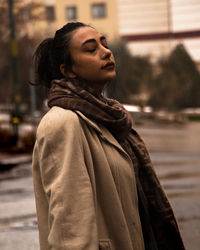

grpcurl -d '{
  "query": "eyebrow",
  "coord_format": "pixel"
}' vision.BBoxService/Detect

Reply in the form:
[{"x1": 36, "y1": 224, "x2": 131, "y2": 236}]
[{"x1": 81, "y1": 35, "x2": 106, "y2": 46}]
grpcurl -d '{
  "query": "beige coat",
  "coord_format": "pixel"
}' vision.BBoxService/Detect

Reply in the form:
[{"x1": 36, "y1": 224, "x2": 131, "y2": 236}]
[{"x1": 32, "y1": 106, "x2": 145, "y2": 250}]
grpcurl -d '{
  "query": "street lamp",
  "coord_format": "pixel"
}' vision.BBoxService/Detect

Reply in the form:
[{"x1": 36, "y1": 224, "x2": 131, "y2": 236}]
[{"x1": 8, "y1": 0, "x2": 21, "y2": 141}]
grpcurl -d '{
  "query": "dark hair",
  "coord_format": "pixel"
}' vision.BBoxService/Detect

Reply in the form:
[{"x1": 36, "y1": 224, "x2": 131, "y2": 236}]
[{"x1": 33, "y1": 22, "x2": 90, "y2": 88}]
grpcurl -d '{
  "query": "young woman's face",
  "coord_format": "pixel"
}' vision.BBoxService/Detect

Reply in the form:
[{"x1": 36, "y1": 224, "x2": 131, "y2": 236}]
[{"x1": 68, "y1": 26, "x2": 116, "y2": 92}]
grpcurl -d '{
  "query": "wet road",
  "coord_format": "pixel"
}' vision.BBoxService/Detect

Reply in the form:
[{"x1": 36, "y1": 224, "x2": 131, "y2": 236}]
[
  {"x1": 136, "y1": 121, "x2": 200, "y2": 250},
  {"x1": 0, "y1": 122, "x2": 200, "y2": 250}
]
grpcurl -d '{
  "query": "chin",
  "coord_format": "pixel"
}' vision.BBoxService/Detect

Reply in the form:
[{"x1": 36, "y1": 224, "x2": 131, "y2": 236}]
[
  {"x1": 104, "y1": 71, "x2": 116, "y2": 80},
  {"x1": 107, "y1": 74, "x2": 116, "y2": 81}
]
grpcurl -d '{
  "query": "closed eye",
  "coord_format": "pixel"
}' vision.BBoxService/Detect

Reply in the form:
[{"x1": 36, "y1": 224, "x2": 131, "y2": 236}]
[
  {"x1": 86, "y1": 42, "x2": 109, "y2": 53},
  {"x1": 87, "y1": 48, "x2": 96, "y2": 53}
]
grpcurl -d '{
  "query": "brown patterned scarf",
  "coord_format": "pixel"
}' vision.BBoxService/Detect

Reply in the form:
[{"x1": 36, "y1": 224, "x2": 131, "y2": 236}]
[{"x1": 48, "y1": 78, "x2": 185, "y2": 250}]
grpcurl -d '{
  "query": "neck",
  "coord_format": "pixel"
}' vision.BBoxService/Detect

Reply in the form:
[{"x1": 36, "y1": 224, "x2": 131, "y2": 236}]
[
  {"x1": 89, "y1": 81, "x2": 105, "y2": 94},
  {"x1": 70, "y1": 77, "x2": 107, "y2": 96}
]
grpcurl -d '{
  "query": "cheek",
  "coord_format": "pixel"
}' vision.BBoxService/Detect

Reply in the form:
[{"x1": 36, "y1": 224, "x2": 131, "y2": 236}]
[
  {"x1": 71, "y1": 54, "x2": 81, "y2": 67},
  {"x1": 71, "y1": 56, "x2": 84, "y2": 75},
  {"x1": 73, "y1": 56, "x2": 99, "y2": 73}
]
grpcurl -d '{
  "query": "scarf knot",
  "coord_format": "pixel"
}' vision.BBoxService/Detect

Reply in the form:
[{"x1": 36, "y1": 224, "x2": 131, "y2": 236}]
[{"x1": 48, "y1": 78, "x2": 133, "y2": 141}]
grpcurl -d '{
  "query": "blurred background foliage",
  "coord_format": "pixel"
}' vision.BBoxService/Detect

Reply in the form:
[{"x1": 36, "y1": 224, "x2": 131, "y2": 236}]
[
  {"x1": 0, "y1": 0, "x2": 46, "y2": 111},
  {"x1": 107, "y1": 41, "x2": 200, "y2": 111},
  {"x1": 149, "y1": 44, "x2": 200, "y2": 110}
]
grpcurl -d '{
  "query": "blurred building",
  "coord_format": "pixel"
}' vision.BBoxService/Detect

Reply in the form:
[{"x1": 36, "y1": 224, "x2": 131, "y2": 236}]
[
  {"x1": 40, "y1": 0, "x2": 200, "y2": 62},
  {"x1": 119, "y1": 0, "x2": 200, "y2": 62},
  {"x1": 43, "y1": 0, "x2": 119, "y2": 40}
]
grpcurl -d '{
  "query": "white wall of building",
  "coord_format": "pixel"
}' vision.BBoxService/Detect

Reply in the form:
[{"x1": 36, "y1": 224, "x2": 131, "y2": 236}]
[{"x1": 118, "y1": 0, "x2": 200, "y2": 62}]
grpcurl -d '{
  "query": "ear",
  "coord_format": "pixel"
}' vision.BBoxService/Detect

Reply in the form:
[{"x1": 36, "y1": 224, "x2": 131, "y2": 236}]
[{"x1": 60, "y1": 64, "x2": 77, "y2": 79}]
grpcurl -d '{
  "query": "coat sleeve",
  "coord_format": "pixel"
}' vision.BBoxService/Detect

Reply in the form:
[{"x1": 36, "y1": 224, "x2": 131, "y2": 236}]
[{"x1": 34, "y1": 110, "x2": 98, "y2": 250}]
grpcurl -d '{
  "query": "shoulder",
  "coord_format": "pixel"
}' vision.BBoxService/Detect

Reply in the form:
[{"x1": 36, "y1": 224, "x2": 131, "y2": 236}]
[
  {"x1": 39, "y1": 106, "x2": 79, "y2": 124},
  {"x1": 36, "y1": 106, "x2": 81, "y2": 139}
]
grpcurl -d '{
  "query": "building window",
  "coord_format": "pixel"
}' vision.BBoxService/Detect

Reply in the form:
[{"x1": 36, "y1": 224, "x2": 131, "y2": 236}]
[
  {"x1": 91, "y1": 3, "x2": 106, "y2": 18},
  {"x1": 46, "y1": 6, "x2": 55, "y2": 21},
  {"x1": 45, "y1": 0, "x2": 55, "y2": 3},
  {"x1": 22, "y1": 7, "x2": 30, "y2": 22},
  {"x1": 66, "y1": 6, "x2": 77, "y2": 20}
]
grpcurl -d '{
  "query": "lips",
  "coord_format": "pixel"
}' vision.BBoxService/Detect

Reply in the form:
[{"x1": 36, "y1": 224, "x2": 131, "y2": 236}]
[{"x1": 102, "y1": 61, "x2": 115, "y2": 69}]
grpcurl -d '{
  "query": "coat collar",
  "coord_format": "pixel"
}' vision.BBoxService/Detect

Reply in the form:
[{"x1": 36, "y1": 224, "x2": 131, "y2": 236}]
[{"x1": 75, "y1": 111, "x2": 132, "y2": 162}]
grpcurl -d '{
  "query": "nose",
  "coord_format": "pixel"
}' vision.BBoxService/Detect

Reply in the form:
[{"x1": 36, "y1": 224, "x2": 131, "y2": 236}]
[{"x1": 101, "y1": 46, "x2": 112, "y2": 59}]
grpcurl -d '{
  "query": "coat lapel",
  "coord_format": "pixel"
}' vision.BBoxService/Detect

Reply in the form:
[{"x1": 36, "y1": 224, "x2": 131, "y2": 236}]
[{"x1": 75, "y1": 111, "x2": 132, "y2": 162}]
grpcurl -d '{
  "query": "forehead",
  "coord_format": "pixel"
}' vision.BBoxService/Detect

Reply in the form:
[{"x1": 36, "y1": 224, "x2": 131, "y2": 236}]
[{"x1": 70, "y1": 27, "x2": 103, "y2": 48}]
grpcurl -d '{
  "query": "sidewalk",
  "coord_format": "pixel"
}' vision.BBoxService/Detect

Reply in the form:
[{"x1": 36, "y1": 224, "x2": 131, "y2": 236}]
[{"x1": 0, "y1": 156, "x2": 39, "y2": 250}]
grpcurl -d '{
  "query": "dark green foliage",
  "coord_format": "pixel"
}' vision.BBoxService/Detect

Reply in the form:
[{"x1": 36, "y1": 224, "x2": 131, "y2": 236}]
[
  {"x1": 107, "y1": 41, "x2": 200, "y2": 111},
  {"x1": 106, "y1": 40, "x2": 153, "y2": 105},
  {"x1": 149, "y1": 44, "x2": 200, "y2": 110}
]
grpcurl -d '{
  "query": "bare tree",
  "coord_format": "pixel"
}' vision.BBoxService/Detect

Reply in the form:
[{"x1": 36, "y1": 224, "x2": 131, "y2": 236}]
[{"x1": 0, "y1": 0, "x2": 45, "y2": 109}]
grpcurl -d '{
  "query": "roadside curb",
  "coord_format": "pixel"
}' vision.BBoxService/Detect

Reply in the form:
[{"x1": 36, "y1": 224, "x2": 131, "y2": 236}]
[{"x1": 0, "y1": 154, "x2": 32, "y2": 170}]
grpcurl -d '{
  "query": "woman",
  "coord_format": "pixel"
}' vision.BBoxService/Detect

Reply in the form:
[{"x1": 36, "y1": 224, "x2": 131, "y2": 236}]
[{"x1": 32, "y1": 22, "x2": 185, "y2": 250}]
